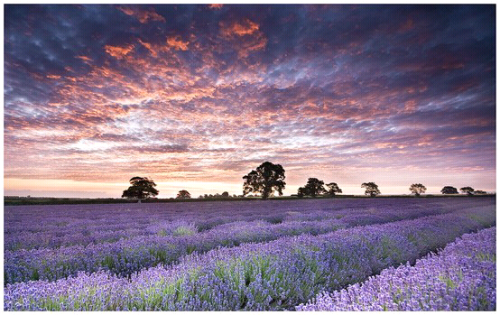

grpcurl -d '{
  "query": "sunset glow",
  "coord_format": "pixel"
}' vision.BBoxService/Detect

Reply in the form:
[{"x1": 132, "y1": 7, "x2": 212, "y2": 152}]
[{"x1": 4, "y1": 4, "x2": 495, "y2": 198}]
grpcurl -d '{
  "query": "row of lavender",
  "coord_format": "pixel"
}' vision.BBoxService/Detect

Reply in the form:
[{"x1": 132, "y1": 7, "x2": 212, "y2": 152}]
[
  {"x1": 6, "y1": 199, "x2": 491, "y2": 284},
  {"x1": 5, "y1": 207, "x2": 495, "y2": 311},
  {"x1": 6, "y1": 198, "x2": 485, "y2": 250},
  {"x1": 297, "y1": 227, "x2": 496, "y2": 311}
]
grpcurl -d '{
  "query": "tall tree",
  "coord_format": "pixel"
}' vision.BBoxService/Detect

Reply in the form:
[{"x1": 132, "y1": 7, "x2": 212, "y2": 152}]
[
  {"x1": 243, "y1": 161, "x2": 286, "y2": 200},
  {"x1": 361, "y1": 182, "x2": 380, "y2": 197},
  {"x1": 441, "y1": 186, "x2": 459, "y2": 194},
  {"x1": 122, "y1": 177, "x2": 159, "y2": 202},
  {"x1": 460, "y1": 186, "x2": 475, "y2": 195},
  {"x1": 176, "y1": 190, "x2": 191, "y2": 199},
  {"x1": 409, "y1": 183, "x2": 426, "y2": 196},
  {"x1": 300, "y1": 178, "x2": 327, "y2": 197},
  {"x1": 326, "y1": 182, "x2": 342, "y2": 196}
]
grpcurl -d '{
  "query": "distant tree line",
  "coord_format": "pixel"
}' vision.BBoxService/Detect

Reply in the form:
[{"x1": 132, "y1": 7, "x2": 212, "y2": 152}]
[
  {"x1": 121, "y1": 162, "x2": 489, "y2": 201},
  {"x1": 198, "y1": 192, "x2": 242, "y2": 199}
]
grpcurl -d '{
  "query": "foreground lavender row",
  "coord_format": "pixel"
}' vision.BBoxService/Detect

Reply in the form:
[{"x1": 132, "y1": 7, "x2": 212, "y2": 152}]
[
  {"x1": 4, "y1": 207, "x2": 495, "y2": 311},
  {"x1": 5, "y1": 199, "x2": 493, "y2": 284},
  {"x1": 297, "y1": 227, "x2": 496, "y2": 311}
]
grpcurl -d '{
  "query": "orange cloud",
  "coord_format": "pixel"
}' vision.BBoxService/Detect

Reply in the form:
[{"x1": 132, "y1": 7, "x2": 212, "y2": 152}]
[
  {"x1": 239, "y1": 36, "x2": 268, "y2": 57},
  {"x1": 220, "y1": 19, "x2": 260, "y2": 37},
  {"x1": 117, "y1": 6, "x2": 165, "y2": 24},
  {"x1": 137, "y1": 38, "x2": 157, "y2": 57},
  {"x1": 46, "y1": 74, "x2": 61, "y2": 80},
  {"x1": 218, "y1": 19, "x2": 267, "y2": 57},
  {"x1": 209, "y1": 4, "x2": 223, "y2": 9},
  {"x1": 166, "y1": 36, "x2": 189, "y2": 51},
  {"x1": 76, "y1": 55, "x2": 93, "y2": 63},
  {"x1": 104, "y1": 44, "x2": 135, "y2": 59}
]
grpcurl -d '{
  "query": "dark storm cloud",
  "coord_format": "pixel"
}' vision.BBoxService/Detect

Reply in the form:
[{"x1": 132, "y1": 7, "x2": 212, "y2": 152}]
[{"x1": 4, "y1": 4, "x2": 495, "y2": 193}]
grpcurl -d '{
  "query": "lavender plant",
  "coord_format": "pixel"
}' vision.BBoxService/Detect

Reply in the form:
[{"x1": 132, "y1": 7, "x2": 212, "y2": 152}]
[
  {"x1": 6, "y1": 199, "x2": 494, "y2": 284},
  {"x1": 296, "y1": 227, "x2": 496, "y2": 311},
  {"x1": 4, "y1": 206, "x2": 495, "y2": 311}
]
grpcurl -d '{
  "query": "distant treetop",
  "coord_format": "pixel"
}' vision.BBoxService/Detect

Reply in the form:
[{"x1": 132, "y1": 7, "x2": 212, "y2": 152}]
[
  {"x1": 460, "y1": 187, "x2": 474, "y2": 195},
  {"x1": 361, "y1": 182, "x2": 380, "y2": 197},
  {"x1": 176, "y1": 190, "x2": 191, "y2": 199},
  {"x1": 409, "y1": 183, "x2": 426, "y2": 196},
  {"x1": 298, "y1": 178, "x2": 327, "y2": 198},
  {"x1": 326, "y1": 182, "x2": 342, "y2": 196},
  {"x1": 441, "y1": 186, "x2": 459, "y2": 195}
]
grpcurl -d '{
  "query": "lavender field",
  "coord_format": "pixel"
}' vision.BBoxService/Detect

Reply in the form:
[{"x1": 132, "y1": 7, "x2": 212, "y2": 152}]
[{"x1": 4, "y1": 197, "x2": 496, "y2": 311}]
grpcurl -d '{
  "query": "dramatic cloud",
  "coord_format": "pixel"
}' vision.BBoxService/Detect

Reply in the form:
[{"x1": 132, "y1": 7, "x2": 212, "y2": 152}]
[
  {"x1": 4, "y1": 4, "x2": 496, "y2": 197},
  {"x1": 117, "y1": 5, "x2": 166, "y2": 24},
  {"x1": 166, "y1": 36, "x2": 189, "y2": 51}
]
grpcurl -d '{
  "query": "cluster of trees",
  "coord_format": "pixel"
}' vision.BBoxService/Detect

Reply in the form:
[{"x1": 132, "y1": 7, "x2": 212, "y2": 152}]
[
  {"x1": 296, "y1": 178, "x2": 342, "y2": 198},
  {"x1": 241, "y1": 163, "x2": 379, "y2": 198},
  {"x1": 122, "y1": 162, "x2": 488, "y2": 201},
  {"x1": 440, "y1": 186, "x2": 486, "y2": 195},
  {"x1": 198, "y1": 192, "x2": 241, "y2": 199}
]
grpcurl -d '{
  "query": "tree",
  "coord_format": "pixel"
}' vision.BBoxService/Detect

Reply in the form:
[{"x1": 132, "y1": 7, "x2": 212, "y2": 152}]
[
  {"x1": 441, "y1": 186, "x2": 458, "y2": 194},
  {"x1": 475, "y1": 190, "x2": 487, "y2": 195},
  {"x1": 460, "y1": 186, "x2": 474, "y2": 195},
  {"x1": 221, "y1": 191, "x2": 229, "y2": 198},
  {"x1": 176, "y1": 190, "x2": 191, "y2": 199},
  {"x1": 326, "y1": 182, "x2": 342, "y2": 196},
  {"x1": 297, "y1": 187, "x2": 306, "y2": 198},
  {"x1": 300, "y1": 178, "x2": 327, "y2": 198},
  {"x1": 122, "y1": 177, "x2": 159, "y2": 202},
  {"x1": 242, "y1": 161, "x2": 286, "y2": 199},
  {"x1": 409, "y1": 183, "x2": 426, "y2": 196},
  {"x1": 361, "y1": 182, "x2": 380, "y2": 197}
]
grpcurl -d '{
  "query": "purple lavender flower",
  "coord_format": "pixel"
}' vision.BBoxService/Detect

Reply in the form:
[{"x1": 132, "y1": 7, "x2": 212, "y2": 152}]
[{"x1": 297, "y1": 227, "x2": 496, "y2": 311}]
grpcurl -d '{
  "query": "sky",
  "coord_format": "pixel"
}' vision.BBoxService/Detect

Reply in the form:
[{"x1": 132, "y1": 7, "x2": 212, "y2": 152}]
[{"x1": 4, "y1": 4, "x2": 496, "y2": 198}]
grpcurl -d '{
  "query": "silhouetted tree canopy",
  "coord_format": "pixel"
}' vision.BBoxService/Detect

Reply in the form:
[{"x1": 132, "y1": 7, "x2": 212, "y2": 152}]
[
  {"x1": 176, "y1": 190, "x2": 191, "y2": 199},
  {"x1": 243, "y1": 161, "x2": 286, "y2": 200},
  {"x1": 122, "y1": 177, "x2": 158, "y2": 201},
  {"x1": 297, "y1": 187, "x2": 306, "y2": 198},
  {"x1": 362, "y1": 182, "x2": 380, "y2": 197},
  {"x1": 460, "y1": 186, "x2": 475, "y2": 195},
  {"x1": 221, "y1": 191, "x2": 229, "y2": 198},
  {"x1": 475, "y1": 190, "x2": 487, "y2": 195},
  {"x1": 299, "y1": 178, "x2": 327, "y2": 198},
  {"x1": 409, "y1": 183, "x2": 426, "y2": 196},
  {"x1": 441, "y1": 186, "x2": 459, "y2": 194},
  {"x1": 326, "y1": 182, "x2": 342, "y2": 196}
]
